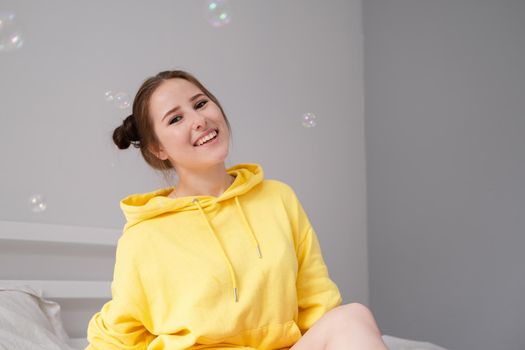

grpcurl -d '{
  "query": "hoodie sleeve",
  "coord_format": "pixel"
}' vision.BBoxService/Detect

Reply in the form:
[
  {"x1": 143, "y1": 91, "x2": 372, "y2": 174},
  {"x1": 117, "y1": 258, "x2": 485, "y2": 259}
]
[
  {"x1": 86, "y1": 235, "x2": 155, "y2": 350},
  {"x1": 283, "y1": 184, "x2": 343, "y2": 334}
]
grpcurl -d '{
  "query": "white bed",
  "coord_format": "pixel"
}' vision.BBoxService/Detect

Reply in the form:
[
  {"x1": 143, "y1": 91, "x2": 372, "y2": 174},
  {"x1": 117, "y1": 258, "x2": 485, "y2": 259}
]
[{"x1": 0, "y1": 220, "x2": 447, "y2": 350}]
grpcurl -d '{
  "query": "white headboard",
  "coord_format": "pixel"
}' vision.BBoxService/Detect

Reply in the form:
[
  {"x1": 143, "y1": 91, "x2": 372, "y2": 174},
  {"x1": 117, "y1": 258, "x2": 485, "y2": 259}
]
[{"x1": 0, "y1": 220, "x2": 121, "y2": 348}]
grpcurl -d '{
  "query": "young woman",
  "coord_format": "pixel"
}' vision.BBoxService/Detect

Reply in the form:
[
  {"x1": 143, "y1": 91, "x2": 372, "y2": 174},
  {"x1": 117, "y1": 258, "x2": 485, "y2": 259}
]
[{"x1": 86, "y1": 70, "x2": 387, "y2": 350}]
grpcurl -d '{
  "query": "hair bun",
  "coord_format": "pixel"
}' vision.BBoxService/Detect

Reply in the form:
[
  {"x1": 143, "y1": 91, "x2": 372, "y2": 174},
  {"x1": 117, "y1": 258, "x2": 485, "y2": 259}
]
[{"x1": 113, "y1": 114, "x2": 141, "y2": 149}]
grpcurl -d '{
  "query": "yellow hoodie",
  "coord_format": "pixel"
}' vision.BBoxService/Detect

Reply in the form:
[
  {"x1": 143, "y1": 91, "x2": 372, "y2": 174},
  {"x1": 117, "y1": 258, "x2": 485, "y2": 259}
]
[{"x1": 86, "y1": 163, "x2": 341, "y2": 350}]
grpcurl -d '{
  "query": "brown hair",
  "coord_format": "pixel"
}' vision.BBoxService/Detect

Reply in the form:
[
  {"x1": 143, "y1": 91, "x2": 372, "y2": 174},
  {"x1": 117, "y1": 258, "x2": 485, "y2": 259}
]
[{"x1": 112, "y1": 70, "x2": 231, "y2": 172}]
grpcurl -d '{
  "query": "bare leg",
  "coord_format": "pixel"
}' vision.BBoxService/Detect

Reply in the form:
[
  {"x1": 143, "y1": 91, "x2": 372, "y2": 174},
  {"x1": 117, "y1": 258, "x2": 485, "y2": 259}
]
[{"x1": 290, "y1": 303, "x2": 388, "y2": 350}]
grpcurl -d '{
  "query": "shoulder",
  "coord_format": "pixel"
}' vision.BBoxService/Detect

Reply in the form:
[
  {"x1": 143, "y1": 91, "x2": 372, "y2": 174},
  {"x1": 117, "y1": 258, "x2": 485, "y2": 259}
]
[
  {"x1": 115, "y1": 226, "x2": 151, "y2": 262},
  {"x1": 260, "y1": 178, "x2": 292, "y2": 192},
  {"x1": 258, "y1": 179, "x2": 301, "y2": 203}
]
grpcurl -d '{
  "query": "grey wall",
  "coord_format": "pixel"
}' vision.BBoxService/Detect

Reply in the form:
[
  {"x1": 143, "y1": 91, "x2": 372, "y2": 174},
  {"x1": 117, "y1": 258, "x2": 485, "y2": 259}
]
[
  {"x1": 0, "y1": 1, "x2": 367, "y2": 304},
  {"x1": 364, "y1": 1, "x2": 525, "y2": 349}
]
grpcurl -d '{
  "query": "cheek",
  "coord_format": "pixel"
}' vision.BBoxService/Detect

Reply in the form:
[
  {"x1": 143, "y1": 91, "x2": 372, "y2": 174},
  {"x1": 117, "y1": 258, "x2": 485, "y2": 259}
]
[
  {"x1": 210, "y1": 104, "x2": 224, "y2": 118},
  {"x1": 156, "y1": 127, "x2": 186, "y2": 148}
]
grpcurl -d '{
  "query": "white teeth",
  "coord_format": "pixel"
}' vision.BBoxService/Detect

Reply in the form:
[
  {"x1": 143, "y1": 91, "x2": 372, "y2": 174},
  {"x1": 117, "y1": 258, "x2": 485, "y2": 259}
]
[{"x1": 195, "y1": 130, "x2": 218, "y2": 146}]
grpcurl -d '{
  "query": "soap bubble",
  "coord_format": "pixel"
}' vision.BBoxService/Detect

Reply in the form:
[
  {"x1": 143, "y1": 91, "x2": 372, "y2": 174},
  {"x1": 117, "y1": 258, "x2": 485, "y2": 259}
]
[
  {"x1": 113, "y1": 92, "x2": 131, "y2": 109},
  {"x1": 104, "y1": 90, "x2": 114, "y2": 102},
  {"x1": 28, "y1": 194, "x2": 47, "y2": 213},
  {"x1": 205, "y1": 0, "x2": 232, "y2": 27},
  {"x1": 301, "y1": 112, "x2": 317, "y2": 128},
  {"x1": 0, "y1": 12, "x2": 24, "y2": 52}
]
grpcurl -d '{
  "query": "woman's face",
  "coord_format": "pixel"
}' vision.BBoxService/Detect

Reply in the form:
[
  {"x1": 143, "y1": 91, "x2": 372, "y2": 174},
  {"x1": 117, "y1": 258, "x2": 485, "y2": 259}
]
[{"x1": 148, "y1": 78, "x2": 230, "y2": 171}]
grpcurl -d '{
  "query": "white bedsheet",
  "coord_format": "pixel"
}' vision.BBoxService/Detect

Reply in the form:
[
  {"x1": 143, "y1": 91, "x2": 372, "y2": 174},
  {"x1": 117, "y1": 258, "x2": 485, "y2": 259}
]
[{"x1": 382, "y1": 334, "x2": 448, "y2": 350}]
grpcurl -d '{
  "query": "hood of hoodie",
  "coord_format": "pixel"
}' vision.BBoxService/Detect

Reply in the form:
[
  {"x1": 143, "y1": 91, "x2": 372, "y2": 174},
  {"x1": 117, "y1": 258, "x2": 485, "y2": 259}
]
[{"x1": 120, "y1": 163, "x2": 263, "y2": 230}]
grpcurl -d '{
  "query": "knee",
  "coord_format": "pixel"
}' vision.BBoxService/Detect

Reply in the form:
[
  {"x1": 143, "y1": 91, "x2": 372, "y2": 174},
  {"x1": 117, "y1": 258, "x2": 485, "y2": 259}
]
[{"x1": 327, "y1": 303, "x2": 380, "y2": 332}]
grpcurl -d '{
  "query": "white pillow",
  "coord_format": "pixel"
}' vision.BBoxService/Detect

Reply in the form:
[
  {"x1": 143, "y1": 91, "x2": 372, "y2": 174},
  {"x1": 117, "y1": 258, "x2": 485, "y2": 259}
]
[{"x1": 0, "y1": 285, "x2": 75, "y2": 350}]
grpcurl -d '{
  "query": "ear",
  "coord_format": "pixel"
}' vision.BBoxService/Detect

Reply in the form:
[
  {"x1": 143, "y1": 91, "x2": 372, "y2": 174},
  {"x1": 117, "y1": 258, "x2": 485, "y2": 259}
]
[{"x1": 148, "y1": 143, "x2": 169, "y2": 161}]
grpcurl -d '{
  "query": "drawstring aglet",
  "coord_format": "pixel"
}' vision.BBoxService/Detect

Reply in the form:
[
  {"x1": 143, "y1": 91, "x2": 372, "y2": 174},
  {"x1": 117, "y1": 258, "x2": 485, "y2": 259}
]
[
  {"x1": 256, "y1": 245, "x2": 262, "y2": 259},
  {"x1": 233, "y1": 287, "x2": 238, "y2": 303}
]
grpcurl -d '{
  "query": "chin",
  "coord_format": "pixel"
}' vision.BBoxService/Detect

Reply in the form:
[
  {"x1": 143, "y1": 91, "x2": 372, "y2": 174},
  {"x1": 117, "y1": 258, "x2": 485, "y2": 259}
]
[{"x1": 202, "y1": 147, "x2": 229, "y2": 164}]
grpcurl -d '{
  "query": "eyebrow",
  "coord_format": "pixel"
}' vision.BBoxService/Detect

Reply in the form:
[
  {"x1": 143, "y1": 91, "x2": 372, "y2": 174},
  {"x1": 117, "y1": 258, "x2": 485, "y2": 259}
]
[{"x1": 161, "y1": 93, "x2": 206, "y2": 122}]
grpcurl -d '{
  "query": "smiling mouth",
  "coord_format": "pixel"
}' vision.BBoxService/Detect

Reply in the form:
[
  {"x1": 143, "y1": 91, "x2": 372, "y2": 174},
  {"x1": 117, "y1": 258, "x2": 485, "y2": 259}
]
[{"x1": 194, "y1": 129, "x2": 219, "y2": 147}]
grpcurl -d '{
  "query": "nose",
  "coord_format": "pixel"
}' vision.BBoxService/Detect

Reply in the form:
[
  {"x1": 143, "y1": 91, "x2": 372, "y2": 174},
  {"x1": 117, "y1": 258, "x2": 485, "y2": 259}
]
[{"x1": 191, "y1": 112, "x2": 207, "y2": 130}]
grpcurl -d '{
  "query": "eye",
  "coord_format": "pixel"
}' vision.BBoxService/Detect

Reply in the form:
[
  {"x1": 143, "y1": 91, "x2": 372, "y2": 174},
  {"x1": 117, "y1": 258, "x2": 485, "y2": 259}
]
[
  {"x1": 168, "y1": 115, "x2": 182, "y2": 125},
  {"x1": 195, "y1": 100, "x2": 208, "y2": 109}
]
